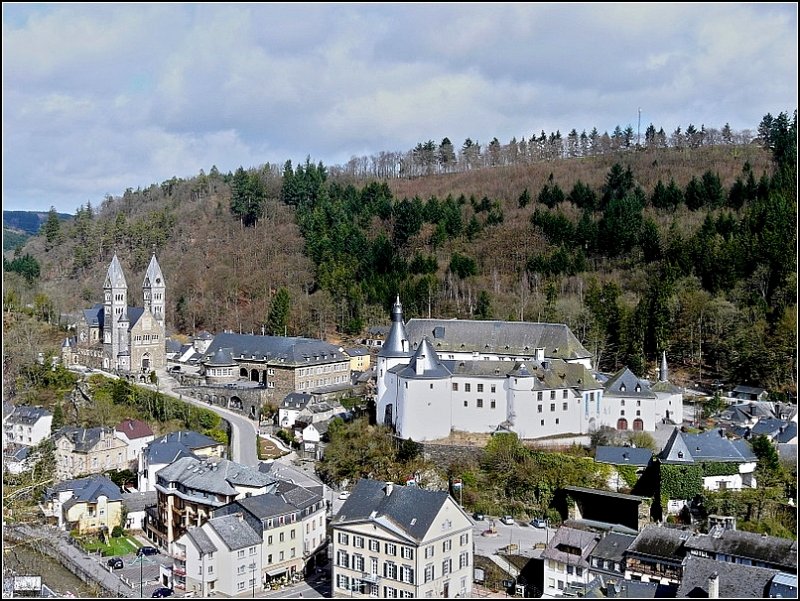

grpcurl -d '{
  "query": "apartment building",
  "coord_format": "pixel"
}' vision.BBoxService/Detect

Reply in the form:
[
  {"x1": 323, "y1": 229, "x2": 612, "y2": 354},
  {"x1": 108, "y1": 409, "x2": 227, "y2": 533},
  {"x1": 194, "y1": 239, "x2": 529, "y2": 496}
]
[
  {"x1": 332, "y1": 479, "x2": 473, "y2": 598},
  {"x1": 53, "y1": 426, "x2": 129, "y2": 479}
]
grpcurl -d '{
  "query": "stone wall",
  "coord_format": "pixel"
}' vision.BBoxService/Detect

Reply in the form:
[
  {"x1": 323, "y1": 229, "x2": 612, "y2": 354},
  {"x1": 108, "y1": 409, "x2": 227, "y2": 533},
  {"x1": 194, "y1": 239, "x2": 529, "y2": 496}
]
[{"x1": 418, "y1": 442, "x2": 485, "y2": 468}]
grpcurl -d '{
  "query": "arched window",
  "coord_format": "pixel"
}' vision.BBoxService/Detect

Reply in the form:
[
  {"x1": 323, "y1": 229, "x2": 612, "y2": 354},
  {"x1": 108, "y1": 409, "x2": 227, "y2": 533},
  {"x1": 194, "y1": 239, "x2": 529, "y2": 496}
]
[
  {"x1": 617, "y1": 418, "x2": 628, "y2": 430},
  {"x1": 633, "y1": 419, "x2": 644, "y2": 431}
]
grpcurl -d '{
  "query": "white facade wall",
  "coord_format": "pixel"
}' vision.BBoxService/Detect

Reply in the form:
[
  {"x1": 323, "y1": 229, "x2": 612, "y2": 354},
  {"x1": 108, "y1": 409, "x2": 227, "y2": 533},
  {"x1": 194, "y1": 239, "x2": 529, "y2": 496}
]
[
  {"x1": 702, "y1": 474, "x2": 744, "y2": 492},
  {"x1": 544, "y1": 559, "x2": 592, "y2": 597},
  {"x1": 4, "y1": 414, "x2": 53, "y2": 447},
  {"x1": 376, "y1": 356, "x2": 407, "y2": 428},
  {"x1": 302, "y1": 507, "x2": 327, "y2": 559},
  {"x1": 115, "y1": 432, "x2": 153, "y2": 463},
  {"x1": 396, "y1": 378, "x2": 451, "y2": 441},
  {"x1": 449, "y1": 377, "x2": 508, "y2": 433},
  {"x1": 597, "y1": 396, "x2": 657, "y2": 432},
  {"x1": 654, "y1": 393, "x2": 683, "y2": 424},
  {"x1": 279, "y1": 407, "x2": 300, "y2": 428}
]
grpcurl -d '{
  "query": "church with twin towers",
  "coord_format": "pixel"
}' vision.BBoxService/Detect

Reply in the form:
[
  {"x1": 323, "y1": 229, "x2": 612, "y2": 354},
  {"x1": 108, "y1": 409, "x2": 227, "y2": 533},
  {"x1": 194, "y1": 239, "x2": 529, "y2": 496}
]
[{"x1": 63, "y1": 252, "x2": 167, "y2": 376}]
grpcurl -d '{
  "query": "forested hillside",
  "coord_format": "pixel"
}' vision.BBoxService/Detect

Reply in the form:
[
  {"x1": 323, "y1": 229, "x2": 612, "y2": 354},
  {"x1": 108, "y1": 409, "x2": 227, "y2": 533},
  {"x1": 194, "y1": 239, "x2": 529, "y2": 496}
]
[{"x1": 4, "y1": 112, "x2": 796, "y2": 394}]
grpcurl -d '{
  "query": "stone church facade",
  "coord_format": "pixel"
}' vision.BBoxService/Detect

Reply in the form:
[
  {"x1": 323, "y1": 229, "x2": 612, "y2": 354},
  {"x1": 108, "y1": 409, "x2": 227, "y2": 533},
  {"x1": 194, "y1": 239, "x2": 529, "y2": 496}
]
[{"x1": 63, "y1": 253, "x2": 167, "y2": 376}]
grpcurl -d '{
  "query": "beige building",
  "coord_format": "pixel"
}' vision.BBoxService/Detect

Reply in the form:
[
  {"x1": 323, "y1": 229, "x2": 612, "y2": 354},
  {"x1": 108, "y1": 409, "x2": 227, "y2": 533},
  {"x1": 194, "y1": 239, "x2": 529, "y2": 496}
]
[
  {"x1": 344, "y1": 347, "x2": 371, "y2": 372},
  {"x1": 53, "y1": 426, "x2": 129, "y2": 480},
  {"x1": 332, "y1": 479, "x2": 474, "y2": 598},
  {"x1": 41, "y1": 475, "x2": 124, "y2": 534}
]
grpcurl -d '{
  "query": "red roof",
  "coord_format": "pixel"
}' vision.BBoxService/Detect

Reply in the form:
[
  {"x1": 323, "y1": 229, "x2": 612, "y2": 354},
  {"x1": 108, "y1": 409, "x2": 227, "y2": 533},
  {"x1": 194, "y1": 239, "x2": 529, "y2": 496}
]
[{"x1": 116, "y1": 418, "x2": 154, "y2": 440}]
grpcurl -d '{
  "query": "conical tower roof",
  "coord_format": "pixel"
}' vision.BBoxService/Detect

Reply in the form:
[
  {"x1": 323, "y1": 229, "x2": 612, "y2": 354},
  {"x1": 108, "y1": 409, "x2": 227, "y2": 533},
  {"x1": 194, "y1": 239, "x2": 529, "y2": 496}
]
[
  {"x1": 660, "y1": 351, "x2": 668, "y2": 382},
  {"x1": 378, "y1": 295, "x2": 412, "y2": 358},
  {"x1": 143, "y1": 253, "x2": 164, "y2": 287},
  {"x1": 104, "y1": 253, "x2": 127, "y2": 289}
]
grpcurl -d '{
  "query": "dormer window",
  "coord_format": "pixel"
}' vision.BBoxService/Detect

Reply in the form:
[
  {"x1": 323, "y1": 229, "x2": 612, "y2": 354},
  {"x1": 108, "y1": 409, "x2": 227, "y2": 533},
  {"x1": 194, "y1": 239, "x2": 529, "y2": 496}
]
[
  {"x1": 677, "y1": 451, "x2": 684, "y2": 459},
  {"x1": 620, "y1": 384, "x2": 626, "y2": 392},
  {"x1": 635, "y1": 384, "x2": 641, "y2": 392}
]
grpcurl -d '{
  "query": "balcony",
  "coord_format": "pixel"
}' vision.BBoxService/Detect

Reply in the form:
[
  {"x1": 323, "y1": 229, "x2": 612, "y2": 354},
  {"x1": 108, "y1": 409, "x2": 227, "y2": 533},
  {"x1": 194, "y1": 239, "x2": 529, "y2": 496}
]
[
  {"x1": 362, "y1": 573, "x2": 379, "y2": 584},
  {"x1": 173, "y1": 566, "x2": 186, "y2": 576}
]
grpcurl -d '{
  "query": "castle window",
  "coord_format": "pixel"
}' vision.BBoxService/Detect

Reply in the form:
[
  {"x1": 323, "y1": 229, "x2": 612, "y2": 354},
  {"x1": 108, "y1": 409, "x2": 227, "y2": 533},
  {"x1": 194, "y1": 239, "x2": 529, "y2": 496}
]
[
  {"x1": 452, "y1": 383, "x2": 458, "y2": 391},
  {"x1": 465, "y1": 384, "x2": 471, "y2": 392},
  {"x1": 477, "y1": 399, "x2": 483, "y2": 408}
]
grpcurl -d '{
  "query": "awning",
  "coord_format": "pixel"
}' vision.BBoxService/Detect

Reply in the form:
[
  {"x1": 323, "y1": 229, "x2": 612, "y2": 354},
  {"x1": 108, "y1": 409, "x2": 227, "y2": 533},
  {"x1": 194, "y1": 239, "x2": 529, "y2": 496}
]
[{"x1": 266, "y1": 567, "x2": 287, "y2": 578}]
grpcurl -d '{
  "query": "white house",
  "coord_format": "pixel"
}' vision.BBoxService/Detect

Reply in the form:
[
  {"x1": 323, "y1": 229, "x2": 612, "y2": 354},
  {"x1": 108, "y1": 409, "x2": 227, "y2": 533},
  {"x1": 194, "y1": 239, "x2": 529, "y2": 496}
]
[
  {"x1": 3, "y1": 405, "x2": 53, "y2": 448},
  {"x1": 332, "y1": 478, "x2": 474, "y2": 599},
  {"x1": 278, "y1": 393, "x2": 315, "y2": 429},
  {"x1": 542, "y1": 526, "x2": 601, "y2": 596}
]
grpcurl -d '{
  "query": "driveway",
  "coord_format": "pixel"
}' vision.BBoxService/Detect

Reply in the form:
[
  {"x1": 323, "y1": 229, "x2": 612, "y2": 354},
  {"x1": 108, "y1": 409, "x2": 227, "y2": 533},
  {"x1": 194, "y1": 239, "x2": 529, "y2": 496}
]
[{"x1": 471, "y1": 516, "x2": 551, "y2": 559}]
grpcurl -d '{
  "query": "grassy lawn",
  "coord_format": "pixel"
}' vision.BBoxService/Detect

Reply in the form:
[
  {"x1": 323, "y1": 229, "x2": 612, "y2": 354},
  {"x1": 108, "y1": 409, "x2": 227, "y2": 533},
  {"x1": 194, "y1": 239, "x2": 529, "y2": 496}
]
[{"x1": 79, "y1": 535, "x2": 140, "y2": 557}]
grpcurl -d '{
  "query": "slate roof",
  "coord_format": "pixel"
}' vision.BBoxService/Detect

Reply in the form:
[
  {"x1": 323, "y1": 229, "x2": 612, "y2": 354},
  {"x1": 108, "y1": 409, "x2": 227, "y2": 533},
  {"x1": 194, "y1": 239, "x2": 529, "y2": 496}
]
[
  {"x1": 258, "y1": 461, "x2": 325, "y2": 493},
  {"x1": 603, "y1": 368, "x2": 657, "y2": 399},
  {"x1": 5, "y1": 405, "x2": 51, "y2": 425},
  {"x1": 768, "y1": 572, "x2": 798, "y2": 598},
  {"x1": 145, "y1": 441, "x2": 196, "y2": 465},
  {"x1": 151, "y1": 430, "x2": 220, "y2": 450},
  {"x1": 676, "y1": 555, "x2": 777, "y2": 598},
  {"x1": 378, "y1": 297, "x2": 413, "y2": 359},
  {"x1": 403, "y1": 317, "x2": 592, "y2": 362},
  {"x1": 541, "y1": 526, "x2": 600, "y2": 568},
  {"x1": 588, "y1": 532, "x2": 636, "y2": 563},
  {"x1": 685, "y1": 529, "x2": 797, "y2": 571},
  {"x1": 46, "y1": 475, "x2": 122, "y2": 503},
  {"x1": 54, "y1": 426, "x2": 115, "y2": 453},
  {"x1": 81, "y1": 304, "x2": 104, "y2": 328},
  {"x1": 105, "y1": 254, "x2": 127, "y2": 288},
  {"x1": 280, "y1": 392, "x2": 315, "y2": 410},
  {"x1": 659, "y1": 428, "x2": 755, "y2": 464},
  {"x1": 776, "y1": 421, "x2": 797, "y2": 443},
  {"x1": 344, "y1": 348, "x2": 369, "y2": 357},
  {"x1": 223, "y1": 491, "x2": 296, "y2": 521},
  {"x1": 626, "y1": 526, "x2": 690, "y2": 562},
  {"x1": 121, "y1": 491, "x2": 157, "y2": 513},
  {"x1": 207, "y1": 514, "x2": 262, "y2": 551},
  {"x1": 595, "y1": 446, "x2": 653, "y2": 467},
  {"x1": 335, "y1": 478, "x2": 452, "y2": 542},
  {"x1": 143, "y1": 253, "x2": 164, "y2": 288},
  {"x1": 186, "y1": 527, "x2": 218, "y2": 555},
  {"x1": 5, "y1": 444, "x2": 30, "y2": 462},
  {"x1": 157, "y1": 456, "x2": 276, "y2": 496},
  {"x1": 275, "y1": 480, "x2": 322, "y2": 511},
  {"x1": 732, "y1": 384, "x2": 767, "y2": 396},
  {"x1": 394, "y1": 338, "x2": 451, "y2": 380},
  {"x1": 116, "y1": 419, "x2": 154, "y2": 440},
  {"x1": 206, "y1": 347, "x2": 236, "y2": 367},
  {"x1": 203, "y1": 332, "x2": 346, "y2": 367}
]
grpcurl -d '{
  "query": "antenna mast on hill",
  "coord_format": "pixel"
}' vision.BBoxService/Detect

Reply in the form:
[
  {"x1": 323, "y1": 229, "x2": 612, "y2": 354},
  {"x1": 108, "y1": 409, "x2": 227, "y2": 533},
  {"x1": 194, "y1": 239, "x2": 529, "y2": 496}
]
[{"x1": 638, "y1": 107, "x2": 642, "y2": 147}]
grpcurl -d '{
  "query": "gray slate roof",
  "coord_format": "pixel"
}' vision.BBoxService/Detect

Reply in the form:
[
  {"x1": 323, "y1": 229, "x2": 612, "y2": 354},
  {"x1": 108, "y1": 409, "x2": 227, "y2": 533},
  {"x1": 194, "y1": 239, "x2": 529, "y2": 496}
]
[
  {"x1": 588, "y1": 532, "x2": 636, "y2": 563},
  {"x1": 82, "y1": 304, "x2": 104, "y2": 327},
  {"x1": 378, "y1": 297, "x2": 413, "y2": 359},
  {"x1": 207, "y1": 514, "x2": 262, "y2": 551},
  {"x1": 685, "y1": 529, "x2": 797, "y2": 571},
  {"x1": 732, "y1": 384, "x2": 767, "y2": 396},
  {"x1": 344, "y1": 348, "x2": 368, "y2": 357},
  {"x1": 203, "y1": 332, "x2": 345, "y2": 367},
  {"x1": 541, "y1": 526, "x2": 600, "y2": 568},
  {"x1": 659, "y1": 428, "x2": 756, "y2": 464},
  {"x1": 151, "y1": 430, "x2": 219, "y2": 450},
  {"x1": 121, "y1": 491, "x2": 157, "y2": 513},
  {"x1": 676, "y1": 555, "x2": 777, "y2": 598},
  {"x1": 394, "y1": 338, "x2": 451, "y2": 380},
  {"x1": 145, "y1": 441, "x2": 197, "y2": 465},
  {"x1": 157, "y1": 456, "x2": 276, "y2": 496},
  {"x1": 626, "y1": 526, "x2": 690, "y2": 562},
  {"x1": 223, "y1": 491, "x2": 296, "y2": 521},
  {"x1": 258, "y1": 460, "x2": 325, "y2": 493},
  {"x1": 46, "y1": 475, "x2": 122, "y2": 503},
  {"x1": 104, "y1": 254, "x2": 127, "y2": 289},
  {"x1": 595, "y1": 446, "x2": 653, "y2": 467},
  {"x1": 404, "y1": 317, "x2": 592, "y2": 361},
  {"x1": 335, "y1": 478, "x2": 452, "y2": 542},
  {"x1": 5, "y1": 405, "x2": 51, "y2": 425},
  {"x1": 280, "y1": 393, "x2": 315, "y2": 410},
  {"x1": 603, "y1": 368, "x2": 657, "y2": 399},
  {"x1": 54, "y1": 426, "x2": 114, "y2": 453},
  {"x1": 186, "y1": 527, "x2": 218, "y2": 555}
]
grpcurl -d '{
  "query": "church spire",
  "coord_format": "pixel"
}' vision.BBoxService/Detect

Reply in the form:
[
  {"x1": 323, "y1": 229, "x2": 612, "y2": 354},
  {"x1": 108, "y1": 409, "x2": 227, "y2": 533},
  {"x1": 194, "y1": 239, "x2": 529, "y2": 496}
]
[{"x1": 659, "y1": 351, "x2": 668, "y2": 382}]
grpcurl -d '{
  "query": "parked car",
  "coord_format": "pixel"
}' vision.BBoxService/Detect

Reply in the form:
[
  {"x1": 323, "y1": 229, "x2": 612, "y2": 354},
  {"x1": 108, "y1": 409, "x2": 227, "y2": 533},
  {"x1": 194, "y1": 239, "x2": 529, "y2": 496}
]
[
  {"x1": 137, "y1": 546, "x2": 159, "y2": 557},
  {"x1": 472, "y1": 512, "x2": 486, "y2": 521},
  {"x1": 501, "y1": 515, "x2": 515, "y2": 525},
  {"x1": 530, "y1": 518, "x2": 547, "y2": 529},
  {"x1": 338, "y1": 491, "x2": 350, "y2": 500},
  {"x1": 168, "y1": 365, "x2": 181, "y2": 373},
  {"x1": 152, "y1": 587, "x2": 174, "y2": 598},
  {"x1": 106, "y1": 557, "x2": 124, "y2": 570}
]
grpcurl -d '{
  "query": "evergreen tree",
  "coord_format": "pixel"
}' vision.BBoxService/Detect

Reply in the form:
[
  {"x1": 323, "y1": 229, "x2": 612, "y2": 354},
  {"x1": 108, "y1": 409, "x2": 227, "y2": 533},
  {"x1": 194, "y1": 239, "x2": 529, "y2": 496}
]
[
  {"x1": 41, "y1": 206, "x2": 61, "y2": 250},
  {"x1": 518, "y1": 188, "x2": 531, "y2": 209},
  {"x1": 267, "y1": 287, "x2": 291, "y2": 336},
  {"x1": 475, "y1": 290, "x2": 492, "y2": 319}
]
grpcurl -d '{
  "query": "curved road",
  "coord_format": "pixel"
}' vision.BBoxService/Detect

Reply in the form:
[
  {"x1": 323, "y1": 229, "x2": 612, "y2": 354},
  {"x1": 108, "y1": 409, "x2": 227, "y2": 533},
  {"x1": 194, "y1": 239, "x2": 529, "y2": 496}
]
[{"x1": 152, "y1": 367, "x2": 259, "y2": 466}]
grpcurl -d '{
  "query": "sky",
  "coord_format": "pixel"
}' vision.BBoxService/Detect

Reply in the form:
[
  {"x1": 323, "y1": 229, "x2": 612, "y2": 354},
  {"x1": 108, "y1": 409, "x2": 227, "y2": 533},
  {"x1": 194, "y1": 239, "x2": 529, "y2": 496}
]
[{"x1": 2, "y1": 3, "x2": 797, "y2": 215}]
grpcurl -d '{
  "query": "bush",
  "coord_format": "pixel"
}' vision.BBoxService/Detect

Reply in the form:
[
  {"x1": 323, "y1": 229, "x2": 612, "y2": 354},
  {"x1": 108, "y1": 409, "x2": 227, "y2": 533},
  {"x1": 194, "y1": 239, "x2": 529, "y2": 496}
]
[{"x1": 111, "y1": 525, "x2": 124, "y2": 538}]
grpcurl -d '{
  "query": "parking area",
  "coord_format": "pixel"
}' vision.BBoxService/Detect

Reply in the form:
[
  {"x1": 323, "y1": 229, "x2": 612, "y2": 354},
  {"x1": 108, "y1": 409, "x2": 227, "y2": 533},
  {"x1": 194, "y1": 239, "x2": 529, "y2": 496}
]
[
  {"x1": 103, "y1": 551, "x2": 176, "y2": 598},
  {"x1": 470, "y1": 515, "x2": 552, "y2": 558}
]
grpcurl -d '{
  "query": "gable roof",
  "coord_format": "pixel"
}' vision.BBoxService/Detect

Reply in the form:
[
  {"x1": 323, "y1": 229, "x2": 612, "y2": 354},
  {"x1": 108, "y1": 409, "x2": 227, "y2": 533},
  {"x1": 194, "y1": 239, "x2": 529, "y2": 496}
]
[
  {"x1": 145, "y1": 441, "x2": 197, "y2": 465},
  {"x1": 659, "y1": 428, "x2": 755, "y2": 464},
  {"x1": 121, "y1": 490, "x2": 157, "y2": 513},
  {"x1": 203, "y1": 332, "x2": 346, "y2": 367},
  {"x1": 603, "y1": 368, "x2": 656, "y2": 398},
  {"x1": 626, "y1": 525, "x2": 690, "y2": 562},
  {"x1": 5, "y1": 405, "x2": 51, "y2": 425},
  {"x1": 335, "y1": 478, "x2": 453, "y2": 542},
  {"x1": 541, "y1": 526, "x2": 600, "y2": 568},
  {"x1": 46, "y1": 475, "x2": 122, "y2": 503},
  {"x1": 81, "y1": 304, "x2": 104, "y2": 327},
  {"x1": 116, "y1": 418, "x2": 154, "y2": 440},
  {"x1": 207, "y1": 514, "x2": 262, "y2": 551},
  {"x1": 185, "y1": 527, "x2": 218, "y2": 555},
  {"x1": 685, "y1": 529, "x2": 797, "y2": 571},
  {"x1": 676, "y1": 555, "x2": 777, "y2": 598},
  {"x1": 404, "y1": 317, "x2": 592, "y2": 362},
  {"x1": 54, "y1": 426, "x2": 116, "y2": 453},
  {"x1": 344, "y1": 347, "x2": 369, "y2": 357},
  {"x1": 595, "y1": 446, "x2": 653, "y2": 467},
  {"x1": 151, "y1": 430, "x2": 219, "y2": 450},
  {"x1": 279, "y1": 392, "x2": 315, "y2": 410},
  {"x1": 732, "y1": 384, "x2": 767, "y2": 396},
  {"x1": 588, "y1": 532, "x2": 636, "y2": 563},
  {"x1": 157, "y1": 456, "x2": 276, "y2": 496}
]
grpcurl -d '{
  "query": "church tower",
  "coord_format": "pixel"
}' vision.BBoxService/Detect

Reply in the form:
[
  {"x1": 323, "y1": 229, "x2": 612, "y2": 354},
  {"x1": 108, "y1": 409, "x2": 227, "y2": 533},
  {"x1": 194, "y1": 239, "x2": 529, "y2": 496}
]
[
  {"x1": 103, "y1": 254, "x2": 128, "y2": 371},
  {"x1": 143, "y1": 252, "x2": 166, "y2": 331}
]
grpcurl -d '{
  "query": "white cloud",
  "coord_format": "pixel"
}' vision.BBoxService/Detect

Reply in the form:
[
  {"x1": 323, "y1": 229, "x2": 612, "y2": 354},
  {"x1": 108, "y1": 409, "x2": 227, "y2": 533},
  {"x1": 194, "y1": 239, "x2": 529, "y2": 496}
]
[{"x1": 2, "y1": 3, "x2": 796, "y2": 213}]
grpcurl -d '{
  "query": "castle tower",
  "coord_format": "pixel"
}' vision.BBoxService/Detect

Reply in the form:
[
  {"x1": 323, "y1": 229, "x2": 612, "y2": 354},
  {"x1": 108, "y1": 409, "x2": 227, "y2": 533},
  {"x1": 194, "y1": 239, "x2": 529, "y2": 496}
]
[
  {"x1": 103, "y1": 254, "x2": 127, "y2": 371},
  {"x1": 376, "y1": 296, "x2": 413, "y2": 427},
  {"x1": 143, "y1": 252, "x2": 166, "y2": 331}
]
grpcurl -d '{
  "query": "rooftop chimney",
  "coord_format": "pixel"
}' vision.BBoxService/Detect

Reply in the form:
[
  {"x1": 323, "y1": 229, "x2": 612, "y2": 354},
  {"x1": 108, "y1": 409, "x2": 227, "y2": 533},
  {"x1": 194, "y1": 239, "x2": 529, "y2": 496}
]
[{"x1": 708, "y1": 572, "x2": 719, "y2": 599}]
